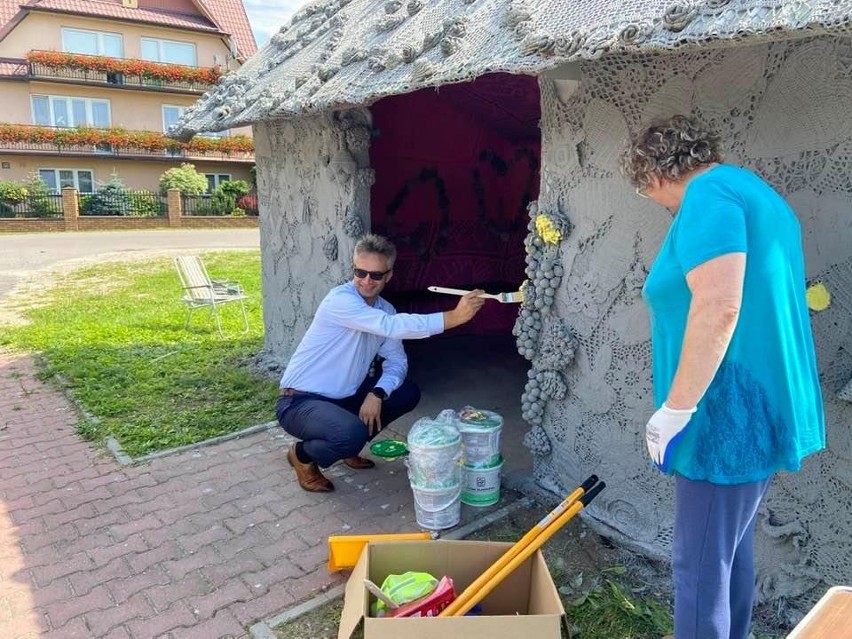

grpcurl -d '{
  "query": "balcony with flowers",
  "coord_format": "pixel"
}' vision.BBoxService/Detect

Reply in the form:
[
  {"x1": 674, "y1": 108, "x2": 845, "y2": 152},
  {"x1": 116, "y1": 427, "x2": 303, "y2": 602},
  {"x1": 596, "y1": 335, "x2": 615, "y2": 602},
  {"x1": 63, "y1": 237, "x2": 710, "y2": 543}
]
[
  {"x1": 0, "y1": 124, "x2": 254, "y2": 162},
  {"x1": 26, "y1": 50, "x2": 222, "y2": 94}
]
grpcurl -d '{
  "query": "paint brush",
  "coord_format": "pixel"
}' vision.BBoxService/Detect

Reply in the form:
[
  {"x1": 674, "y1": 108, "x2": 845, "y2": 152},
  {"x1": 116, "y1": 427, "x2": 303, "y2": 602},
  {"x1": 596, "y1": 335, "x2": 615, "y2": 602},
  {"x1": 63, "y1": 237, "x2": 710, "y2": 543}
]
[{"x1": 427, "y1": 286, "x2": 524, "y2": 304}]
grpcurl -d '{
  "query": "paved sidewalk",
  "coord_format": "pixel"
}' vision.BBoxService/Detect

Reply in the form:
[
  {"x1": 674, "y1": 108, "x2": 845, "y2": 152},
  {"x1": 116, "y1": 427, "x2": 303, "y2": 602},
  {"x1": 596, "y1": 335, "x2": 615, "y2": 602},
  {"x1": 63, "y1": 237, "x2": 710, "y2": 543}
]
[{"x1": 0, "y1": 351, "x2": 505, "y2": 638}]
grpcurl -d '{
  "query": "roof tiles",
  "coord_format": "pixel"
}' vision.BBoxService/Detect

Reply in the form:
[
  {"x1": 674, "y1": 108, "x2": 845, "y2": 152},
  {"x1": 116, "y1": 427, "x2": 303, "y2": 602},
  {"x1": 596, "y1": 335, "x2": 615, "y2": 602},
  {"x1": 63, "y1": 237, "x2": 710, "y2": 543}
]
[{"x1": 0, "y1": 0, "x2": 257, "y2": 58}]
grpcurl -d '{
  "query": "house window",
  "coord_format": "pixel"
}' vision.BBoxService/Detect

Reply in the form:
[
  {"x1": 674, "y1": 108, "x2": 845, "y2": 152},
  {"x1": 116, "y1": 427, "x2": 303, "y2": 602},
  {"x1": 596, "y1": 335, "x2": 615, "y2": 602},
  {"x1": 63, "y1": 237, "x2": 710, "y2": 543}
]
[
  {"x1": 38, "y1": 168, "x2": 94, "y2": 193},
  {"x1": 31, "y1": 95, "x2": 111, "y2": 128},
  {"x1": 163, "y1": 104, "x2": 227, "y2": 138},
  {"x1": 141, "y1": 38, "x2": 196, "y2": 66},
  {"x1": 62, "y1": 28, "x2": 123, "y2": 57},
  {"x1": 205, "y1": 174, "x2": 231, "y2": 192}
]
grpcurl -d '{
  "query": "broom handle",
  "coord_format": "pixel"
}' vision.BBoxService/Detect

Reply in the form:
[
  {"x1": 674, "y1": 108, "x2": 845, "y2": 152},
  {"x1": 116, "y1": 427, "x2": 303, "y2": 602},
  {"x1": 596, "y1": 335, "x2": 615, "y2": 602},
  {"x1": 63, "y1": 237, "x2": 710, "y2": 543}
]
[
  {"x1": 439, "y1": 475, "x2": 598, "y2": 617},
  {"x1": 449, "y1": 482, "x2": 606, "y2": 617}
]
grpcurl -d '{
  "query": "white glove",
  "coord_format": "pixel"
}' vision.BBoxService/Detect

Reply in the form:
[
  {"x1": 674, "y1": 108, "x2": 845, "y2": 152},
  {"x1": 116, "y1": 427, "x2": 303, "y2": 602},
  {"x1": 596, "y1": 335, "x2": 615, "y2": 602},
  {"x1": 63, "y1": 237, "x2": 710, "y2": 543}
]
[{"x1": 646, "y1": 403, "x2": 697, "y2": 470}]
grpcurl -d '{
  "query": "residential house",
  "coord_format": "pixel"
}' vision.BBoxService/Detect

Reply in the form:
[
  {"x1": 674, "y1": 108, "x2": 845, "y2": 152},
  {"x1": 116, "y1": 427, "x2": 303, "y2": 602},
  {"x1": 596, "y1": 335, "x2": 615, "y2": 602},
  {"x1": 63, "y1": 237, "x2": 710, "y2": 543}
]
[{"x1": 0, "y1": 0, "x2": 257, "y2": 195}]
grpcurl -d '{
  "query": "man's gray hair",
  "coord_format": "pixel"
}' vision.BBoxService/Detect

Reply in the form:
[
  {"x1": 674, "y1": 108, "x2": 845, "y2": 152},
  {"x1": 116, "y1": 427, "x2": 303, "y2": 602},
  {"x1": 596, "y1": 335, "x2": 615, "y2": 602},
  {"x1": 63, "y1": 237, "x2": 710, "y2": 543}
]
[
  {"x1": 620, "y1": 114, "x2": 724, "y2": 189},
  {"x1": 354, "y1": 234, "x2": 397, "y2": 269}
]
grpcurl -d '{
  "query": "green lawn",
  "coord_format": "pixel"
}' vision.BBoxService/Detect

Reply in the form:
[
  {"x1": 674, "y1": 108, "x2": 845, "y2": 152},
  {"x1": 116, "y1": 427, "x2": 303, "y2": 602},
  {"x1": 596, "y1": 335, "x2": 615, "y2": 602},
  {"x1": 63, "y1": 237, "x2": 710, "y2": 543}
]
[{"x1": 1, "y1": 250, "x2": 279, "y2": 457}]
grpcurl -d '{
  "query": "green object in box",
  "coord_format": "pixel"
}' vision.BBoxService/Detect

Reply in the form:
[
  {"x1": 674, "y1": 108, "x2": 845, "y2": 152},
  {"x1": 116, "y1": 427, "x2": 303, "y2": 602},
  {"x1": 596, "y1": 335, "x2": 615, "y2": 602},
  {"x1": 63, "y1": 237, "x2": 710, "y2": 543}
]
[{"x1": 369, "y1": 439, "x2": 408, "y2": 458}]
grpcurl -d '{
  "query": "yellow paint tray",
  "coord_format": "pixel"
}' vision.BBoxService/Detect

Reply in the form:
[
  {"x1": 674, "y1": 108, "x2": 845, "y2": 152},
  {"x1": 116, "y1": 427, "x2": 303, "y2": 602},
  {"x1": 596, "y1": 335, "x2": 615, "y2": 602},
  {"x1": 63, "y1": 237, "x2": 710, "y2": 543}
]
[{"x1": 327, "y1": 532, "x2": 432, "y2": 572}]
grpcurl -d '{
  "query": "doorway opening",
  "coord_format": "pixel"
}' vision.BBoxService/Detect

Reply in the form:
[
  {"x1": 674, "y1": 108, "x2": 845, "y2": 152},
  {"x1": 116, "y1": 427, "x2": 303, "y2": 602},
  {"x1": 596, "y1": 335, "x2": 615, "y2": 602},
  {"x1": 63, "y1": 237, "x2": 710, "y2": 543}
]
[{"x1": 369, "y1": 73, "x2": 542, "y2": 475}]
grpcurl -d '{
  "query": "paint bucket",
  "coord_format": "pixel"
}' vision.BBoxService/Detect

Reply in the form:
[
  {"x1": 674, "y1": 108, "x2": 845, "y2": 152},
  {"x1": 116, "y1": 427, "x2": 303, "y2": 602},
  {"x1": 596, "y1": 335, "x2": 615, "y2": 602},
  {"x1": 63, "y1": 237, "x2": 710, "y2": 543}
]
[
  {"x1": 457, "y1": 407, "x2": 503, "y2": 468},
  {"x1": 406, "y1": 419, "x2": 462, "y2": 489},
  {"x1": 460, "y1": 457, "x2": 504, "y2": 507},
  {"x1": 411, "y1": 483, "x2": 461, "y2": 530}
]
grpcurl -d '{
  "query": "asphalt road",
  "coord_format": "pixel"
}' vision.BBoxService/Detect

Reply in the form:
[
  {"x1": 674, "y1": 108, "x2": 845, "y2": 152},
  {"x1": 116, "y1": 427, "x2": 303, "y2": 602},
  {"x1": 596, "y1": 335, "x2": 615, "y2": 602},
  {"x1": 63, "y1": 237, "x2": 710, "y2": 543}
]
[{"x1": 0, "y1": 228, "x2": 259, "y2": 301}]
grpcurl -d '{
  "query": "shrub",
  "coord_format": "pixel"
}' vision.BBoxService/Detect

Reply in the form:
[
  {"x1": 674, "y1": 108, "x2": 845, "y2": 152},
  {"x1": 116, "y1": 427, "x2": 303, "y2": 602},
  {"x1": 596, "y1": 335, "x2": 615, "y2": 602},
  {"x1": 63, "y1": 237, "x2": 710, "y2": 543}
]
[
  {"x1": 159, "y1": 163, "x2": 207, "y2": 196},
  {"x1": 129, "y1": 191, "x2": 165, "y2": 217},
  {"x1": 218, "y1": 180, "x2": 250, "y2": 198},
  {"x1": 0, "y1": 180, "x2": 28, "y2": 217},
  {"x1": 236, "y1": 193, "x2": 258, "y2": 215},
  {"x1": 22, "y1": 174, "x2": 58, "y2": 218},
  {"x1": 86, "y1": 174, "x2": 133, "y2": 216},
  {"x1": 230, "y1": 207, "x2": 246, "y2": 217}
]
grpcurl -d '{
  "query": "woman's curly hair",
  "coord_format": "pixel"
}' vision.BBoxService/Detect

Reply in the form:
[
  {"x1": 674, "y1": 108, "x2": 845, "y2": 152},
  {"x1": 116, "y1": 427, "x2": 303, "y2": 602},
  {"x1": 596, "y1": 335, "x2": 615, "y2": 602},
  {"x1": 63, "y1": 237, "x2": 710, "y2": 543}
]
[{"x1": 620, "y1": 115, "x2": 724, "y2": 189}]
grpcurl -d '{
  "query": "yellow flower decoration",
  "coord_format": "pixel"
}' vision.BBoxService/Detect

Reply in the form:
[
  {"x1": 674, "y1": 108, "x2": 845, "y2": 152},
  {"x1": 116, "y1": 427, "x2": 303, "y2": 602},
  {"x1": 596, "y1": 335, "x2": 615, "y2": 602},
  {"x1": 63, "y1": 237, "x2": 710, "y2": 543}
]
[
  {"x1": 806, "y1": 282, "x2": 831, "y2": 311},
  {"x1": 535, "y1": 214, "x2": 562, "y2": 245}
]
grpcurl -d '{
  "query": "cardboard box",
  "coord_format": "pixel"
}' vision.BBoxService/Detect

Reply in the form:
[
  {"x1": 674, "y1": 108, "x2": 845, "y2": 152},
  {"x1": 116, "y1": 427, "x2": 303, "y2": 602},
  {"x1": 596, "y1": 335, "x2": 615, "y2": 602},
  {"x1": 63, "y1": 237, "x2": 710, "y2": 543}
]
[
  {"x1": 787, "y1": 586, "x2": 852, "y2": 638},
  {"x1": 338, "y1": 540, "x2": 566, "y2": 639}
]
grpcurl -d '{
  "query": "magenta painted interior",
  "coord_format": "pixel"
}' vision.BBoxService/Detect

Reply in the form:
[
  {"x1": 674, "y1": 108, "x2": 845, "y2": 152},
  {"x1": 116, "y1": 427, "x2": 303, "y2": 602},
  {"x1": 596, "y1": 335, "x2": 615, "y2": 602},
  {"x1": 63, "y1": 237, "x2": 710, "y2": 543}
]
[{"x1": 370, "y1": 73, "x2": 542, "y2": 334}]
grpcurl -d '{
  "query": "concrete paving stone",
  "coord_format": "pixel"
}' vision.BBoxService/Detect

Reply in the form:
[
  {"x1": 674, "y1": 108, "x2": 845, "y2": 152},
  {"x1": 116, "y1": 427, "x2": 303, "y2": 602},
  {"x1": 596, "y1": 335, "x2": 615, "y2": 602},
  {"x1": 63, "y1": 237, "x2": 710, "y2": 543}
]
[
  {"x1": 30, "y1": 550, "x2": 95, "y2": 588},
  {"x1": 168, "y1": 609, "x2": 247, "y2": 639},
  {"x1": 87, "y1": 533, "x2": 149, "y2": 568},
  {"x1": 106, "y1": 567, "x2": 171, "y2": 605},
  {"x1": 294, "y1": 514, "x2": 349, "y2": 545},
  {"x1": 211, "y1": 527, "x2": 271, "y2": 561},
  {"x1": 62, "y1": 530, "x2": 117, "y2": 557},
  {"x1": 109, "y1": 513, "x2": 167, "y2": 543},
  {"x1": 42, "y1": 502, "x2": 97, "y2": 529},
  {"x1": 155, "y1": 501, "x2": 218, "y2": 530},
  {"x1": 288, "y1": 543, "x2": 330, "y2": 574},
  {"x1": 84, "y1": 592, "x2": 155, "y2": 637},
  {"x1": 41, "y1": 616, "x2": 90, "y2": 638},
  {"x1": 250, "y1": 536, "x2": 310, "y2": 568},
  {"x1": 175, "y1": 524, "x2": 230, "y2": 555},
  {"x1": 285, "y1": 571, "x2": 346, "y2": 606},
  {"x1": 141, "y1": 520, "x2": 199, "y2": 549},
  {"x1": 44, "y1": 584, "x2": 113, "y2": 629},
  {"x1": 226, "y1": 582, "x2": 297, "y2": 627},
  {"x1": 240, "y1": 559, "x2": 303, "y2": 594},
  {"x1": 161, "y1": 546, "x2": 222, "y2": 582},
  {"x1": 187, "y1": 580, "x2": 255, "y2": 620},
  {"x1": 100, "y1": 625, "x2": 132, "y2": 639},
  {"x1": 200, "y1": 550, "x2": 264, "y2": 591},
  {"x1": 202, "y1": 482, "x2": 266, "y2": 509},
  {"x1": 17, "y1": 520, "x2": 80, "y2": 555},
  {"x1": 26, "y1": 577, "x2": 75, "y2": 609},
  {"x1": 122, "y1": 494, "x2": 179, "y2": 520},
  {"x1": 179, "y1": 503, "x2": 244, "y2": 533},
  {"x1": 53, "y1": 465, "x2": 105, "y2": 490},
  {"x1": 74, "y1": 509, "x2": 130, "y2": 537},
  {"x1": 105, "y1": 474, "x2": 159, "y2": 499},
  {"x1": 222, "y1": 506, "x2": 278, "y2": 536},
  {"x1": 126, "y1": 601, "x2": 197, "y2": 638},
  {"x1": 70, "y1": 471, "x2": 129, "y2": 493},
  {"x1": 127, "y1": 541, "x2": 184, "y2": 575},
  {"x1": 9, "y1": 498, "x2": 65, "y2": 524},
  {"x1": 144, "y1": 571, "x2": 210, "y2": 613},
  {"x1": 58, "y1": 485, "x2": 114, "y2": 511},
  {"x1": 69, "y1": 557, "x2": 134, "y2": 597},
  {"x1": 262, "y1": 508, "x2": 312, "y2": 534}
]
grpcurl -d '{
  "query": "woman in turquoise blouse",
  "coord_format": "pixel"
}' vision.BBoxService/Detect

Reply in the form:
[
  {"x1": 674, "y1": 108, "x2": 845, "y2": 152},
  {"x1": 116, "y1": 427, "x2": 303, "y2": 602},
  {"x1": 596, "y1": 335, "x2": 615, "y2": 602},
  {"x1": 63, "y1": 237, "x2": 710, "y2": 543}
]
[{"x1": 620, "y1": 115, "x2": 824, "y2": 639}]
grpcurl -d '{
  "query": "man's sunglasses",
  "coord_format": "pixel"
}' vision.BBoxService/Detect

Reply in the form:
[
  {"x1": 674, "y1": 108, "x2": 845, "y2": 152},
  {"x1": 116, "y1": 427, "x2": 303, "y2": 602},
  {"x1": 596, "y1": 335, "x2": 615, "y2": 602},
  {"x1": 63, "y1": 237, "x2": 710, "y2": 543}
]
[{"x1": 353, "y1": 267, "x2": 392, "y2": 281}]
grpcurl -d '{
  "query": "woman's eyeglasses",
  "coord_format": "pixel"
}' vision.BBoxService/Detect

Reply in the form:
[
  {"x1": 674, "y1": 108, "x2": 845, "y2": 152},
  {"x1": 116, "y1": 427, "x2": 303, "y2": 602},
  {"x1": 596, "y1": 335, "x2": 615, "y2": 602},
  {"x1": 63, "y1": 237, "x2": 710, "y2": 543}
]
[
  {"x1": 353, "y1": 268, "x2": 392, "y2": 281},
  {"x1": 635, "y1": 186, "x2": 649, "y2": 198}
]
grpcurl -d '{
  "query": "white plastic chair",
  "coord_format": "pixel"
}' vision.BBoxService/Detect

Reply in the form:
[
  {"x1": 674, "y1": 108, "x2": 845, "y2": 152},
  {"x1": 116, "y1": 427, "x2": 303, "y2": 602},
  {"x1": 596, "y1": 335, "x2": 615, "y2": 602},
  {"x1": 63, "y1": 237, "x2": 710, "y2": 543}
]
[{"x1": 173, "y1": 255, "x2": 249, "y2": 336}]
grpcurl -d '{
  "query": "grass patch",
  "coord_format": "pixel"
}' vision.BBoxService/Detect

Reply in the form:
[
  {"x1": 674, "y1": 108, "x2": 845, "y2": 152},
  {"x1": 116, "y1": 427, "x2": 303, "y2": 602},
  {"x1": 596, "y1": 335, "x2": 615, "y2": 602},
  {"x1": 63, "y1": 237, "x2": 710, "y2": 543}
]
[{"x1": 0, "y1": 250, "x2": 278, "y2": 457}]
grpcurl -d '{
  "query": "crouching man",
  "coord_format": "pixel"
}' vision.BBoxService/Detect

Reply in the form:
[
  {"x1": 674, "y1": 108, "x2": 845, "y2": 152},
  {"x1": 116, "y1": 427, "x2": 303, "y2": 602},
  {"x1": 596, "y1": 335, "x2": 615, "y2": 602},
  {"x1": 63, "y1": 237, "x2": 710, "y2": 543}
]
[{"x1": 276, "y1": 234, "x2": 485, "y2": 492}]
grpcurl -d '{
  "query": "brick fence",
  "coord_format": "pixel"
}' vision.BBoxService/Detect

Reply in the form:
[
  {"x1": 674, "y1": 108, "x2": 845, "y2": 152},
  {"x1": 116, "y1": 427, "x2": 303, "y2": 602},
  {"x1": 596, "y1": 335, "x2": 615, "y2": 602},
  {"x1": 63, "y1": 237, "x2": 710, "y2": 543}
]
[{"x1": 0, "y1": 188, "x2": 259, "y2": 233}]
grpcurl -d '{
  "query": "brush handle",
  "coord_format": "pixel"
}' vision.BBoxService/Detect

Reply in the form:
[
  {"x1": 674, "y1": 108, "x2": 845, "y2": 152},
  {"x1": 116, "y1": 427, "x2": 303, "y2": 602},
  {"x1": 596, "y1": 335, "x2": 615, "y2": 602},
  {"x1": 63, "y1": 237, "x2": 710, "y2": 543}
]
[{"x1": 428, "y1": 286, "x2": 497, "y2": 299}]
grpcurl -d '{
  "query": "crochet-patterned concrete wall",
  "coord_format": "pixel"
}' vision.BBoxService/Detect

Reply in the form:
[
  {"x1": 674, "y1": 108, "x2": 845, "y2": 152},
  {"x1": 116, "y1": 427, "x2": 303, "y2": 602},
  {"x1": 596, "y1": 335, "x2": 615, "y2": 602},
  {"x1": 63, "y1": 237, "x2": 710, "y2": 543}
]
[
  {"x1": 527, "y1": 34, "x2": 852, "y2": 616},
  {"x1": 256, "y1": 110, "x2": 374, "y2": 363}
]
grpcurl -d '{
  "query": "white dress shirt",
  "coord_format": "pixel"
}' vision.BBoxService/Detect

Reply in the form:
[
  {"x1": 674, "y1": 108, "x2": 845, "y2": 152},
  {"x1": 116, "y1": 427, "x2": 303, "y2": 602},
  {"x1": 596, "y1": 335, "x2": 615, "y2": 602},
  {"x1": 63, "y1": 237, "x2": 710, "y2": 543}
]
[{"x1": 279, "y1": 282, "x2": 445, "y2": 399}]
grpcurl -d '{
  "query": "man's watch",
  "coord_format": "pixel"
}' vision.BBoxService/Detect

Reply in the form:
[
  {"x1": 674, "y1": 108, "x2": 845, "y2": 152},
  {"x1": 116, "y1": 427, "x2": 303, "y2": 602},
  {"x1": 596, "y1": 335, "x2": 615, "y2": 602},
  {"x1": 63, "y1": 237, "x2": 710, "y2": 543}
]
[{"x1": 370, "y1": 387, "x2": 388, "y2": 400}]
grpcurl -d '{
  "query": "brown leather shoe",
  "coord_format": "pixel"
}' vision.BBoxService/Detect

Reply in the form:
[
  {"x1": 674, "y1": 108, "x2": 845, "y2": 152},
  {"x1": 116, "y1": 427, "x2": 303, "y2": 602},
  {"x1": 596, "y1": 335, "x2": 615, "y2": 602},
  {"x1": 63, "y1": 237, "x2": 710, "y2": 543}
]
[
  {"x1": 287, "y1": 445, "x2": 334, "y2": 492},
  {"x1": 343, "y1": 456, "x2": 375, "y2": 469}
]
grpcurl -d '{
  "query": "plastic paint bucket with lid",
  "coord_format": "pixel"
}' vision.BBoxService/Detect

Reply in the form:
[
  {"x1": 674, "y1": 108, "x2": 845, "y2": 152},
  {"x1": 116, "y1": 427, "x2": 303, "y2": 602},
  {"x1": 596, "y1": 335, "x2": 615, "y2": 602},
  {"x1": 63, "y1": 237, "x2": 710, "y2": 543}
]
[
  {"x1": 406, "y1": 420, "x2": 462, "y2": 489},
  {"x1": 457, "y1": 408, "x2": 503, "y2": 468},
  {"x1": 460, "y1": 457, "x2": 504, "y2": 507},
  {"x1": 411, "y1": 483, "x2": 461, "y2": 530}
]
